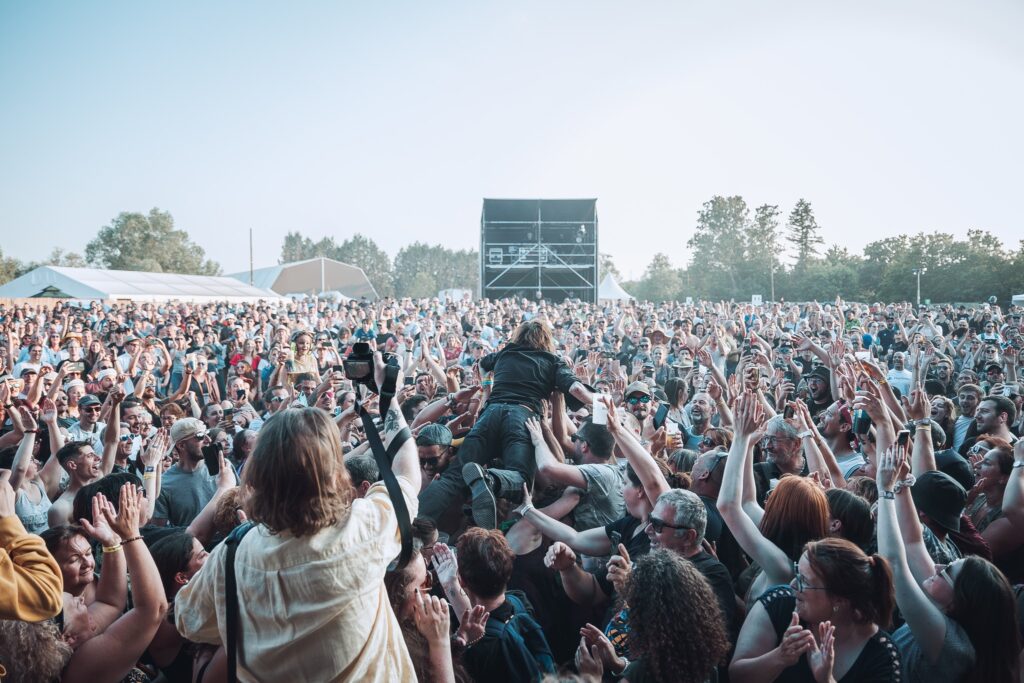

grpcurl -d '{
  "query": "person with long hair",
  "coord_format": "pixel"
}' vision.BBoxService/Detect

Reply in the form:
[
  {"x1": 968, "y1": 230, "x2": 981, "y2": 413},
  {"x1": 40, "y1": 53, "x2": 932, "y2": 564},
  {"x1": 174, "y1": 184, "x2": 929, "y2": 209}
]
[
  {"x1": 176, "y1": 354, "x2": 423, "y2": 681},
  {"x1": 577, "y1": 549, "x2": 730, "y2": 683},
  {"x1": 419, "y1": 319, "x2": 597, "y2": 529},
  {"x1": 730, "y1": 537, "x2": 901, "y2": 682},
  {"x1": 718, "y1": 392, "x2": 830, "y2": 604},
  {"x1": 876, "y1": 444, "x2": 1021, "y2": 683},
  {"x1": 963, "y1": 437, "x2": 1024, "y2": 581},
  {"x1": 663, "y1": 376, "x2": 691, "y2": 428},
  {"x1": 929, "y1": 395, "x2": 957, "y2": 451}
]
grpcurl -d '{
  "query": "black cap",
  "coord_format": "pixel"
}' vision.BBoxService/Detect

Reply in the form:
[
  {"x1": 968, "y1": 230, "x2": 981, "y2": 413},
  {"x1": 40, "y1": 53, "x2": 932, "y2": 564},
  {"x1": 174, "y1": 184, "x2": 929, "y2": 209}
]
[{"x1": 911, "y1": 471, "x2": 966, "y2": 533}]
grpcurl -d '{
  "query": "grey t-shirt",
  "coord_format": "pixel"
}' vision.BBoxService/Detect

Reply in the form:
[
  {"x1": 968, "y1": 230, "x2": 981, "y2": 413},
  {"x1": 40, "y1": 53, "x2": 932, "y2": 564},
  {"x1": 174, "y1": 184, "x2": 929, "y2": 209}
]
[
  {"x1": 570, "y1": 463, "x2": 626, "y2": 532},
  {"x1": 892, "y1": 614, "x2": 974, "y2": 683},
  {"x1": 154, "y1": 464, "x2": 220, "y2": 527}
]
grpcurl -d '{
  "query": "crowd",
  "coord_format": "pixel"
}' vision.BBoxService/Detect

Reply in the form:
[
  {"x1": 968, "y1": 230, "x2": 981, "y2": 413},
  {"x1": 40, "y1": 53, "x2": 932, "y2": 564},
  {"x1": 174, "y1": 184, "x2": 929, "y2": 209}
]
[{"x1": 0, "y1": 293, "x2": 1023, "y2": 682}]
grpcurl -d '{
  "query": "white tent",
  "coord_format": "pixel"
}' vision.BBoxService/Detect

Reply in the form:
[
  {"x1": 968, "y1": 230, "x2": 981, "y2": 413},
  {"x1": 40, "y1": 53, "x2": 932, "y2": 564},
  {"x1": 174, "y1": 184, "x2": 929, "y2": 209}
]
[
  {"x1": 598, "y1": 274, "x2": 633, "y2": 301},
  {"x1": 1013, "y1": 293, "x2": 1024, "y2": 306},
  {"x1": 230, "y1": 257, "x2": 378, "y2": 300},
  {"x1": 0, "y1": 266, "x2": 281, "y2": 303}
]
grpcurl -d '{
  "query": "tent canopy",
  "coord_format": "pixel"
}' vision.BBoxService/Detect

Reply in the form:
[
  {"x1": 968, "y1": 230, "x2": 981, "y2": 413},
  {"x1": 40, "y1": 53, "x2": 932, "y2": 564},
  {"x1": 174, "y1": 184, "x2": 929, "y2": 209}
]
[
  {"x1": 598, "y1": 274, "x2": 633, "y2": 301},
  {"x1": 1013, "y1": 294, "x2": 1024, "y2": 306},
  {"x1": 231, "y1": 257, "x2": 377, "y2": 300},
  {"x1": 0, "y1": 266, "x2": 281, "y2": 303}
]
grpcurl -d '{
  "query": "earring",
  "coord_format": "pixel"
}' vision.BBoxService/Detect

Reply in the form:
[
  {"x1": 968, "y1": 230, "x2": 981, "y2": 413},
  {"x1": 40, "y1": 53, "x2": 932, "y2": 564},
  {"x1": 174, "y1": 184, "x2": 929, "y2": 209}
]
[{"x1": 832, "y1": 605, "x2": 839, "y2": 613}]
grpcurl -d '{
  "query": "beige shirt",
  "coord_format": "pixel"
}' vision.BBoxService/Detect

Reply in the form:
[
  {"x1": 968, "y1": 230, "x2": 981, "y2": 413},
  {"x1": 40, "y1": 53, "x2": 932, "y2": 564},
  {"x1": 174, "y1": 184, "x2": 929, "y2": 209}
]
[{"x1": 176, "y1": 478, "x2": 419, "y2": 682}]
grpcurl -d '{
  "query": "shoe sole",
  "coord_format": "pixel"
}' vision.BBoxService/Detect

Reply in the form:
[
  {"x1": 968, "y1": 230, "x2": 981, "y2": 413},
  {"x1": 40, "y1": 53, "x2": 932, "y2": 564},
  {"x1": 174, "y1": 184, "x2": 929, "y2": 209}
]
[{"x1": 462, "y1": 463, "x2": 497, "y2": 530}]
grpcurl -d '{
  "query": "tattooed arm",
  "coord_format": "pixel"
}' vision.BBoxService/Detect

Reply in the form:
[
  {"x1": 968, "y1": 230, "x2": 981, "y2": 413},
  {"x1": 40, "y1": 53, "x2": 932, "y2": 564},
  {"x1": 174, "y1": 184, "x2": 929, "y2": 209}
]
[{"x1": 376, "y1": 353, "x2": 422, "y2": 490}]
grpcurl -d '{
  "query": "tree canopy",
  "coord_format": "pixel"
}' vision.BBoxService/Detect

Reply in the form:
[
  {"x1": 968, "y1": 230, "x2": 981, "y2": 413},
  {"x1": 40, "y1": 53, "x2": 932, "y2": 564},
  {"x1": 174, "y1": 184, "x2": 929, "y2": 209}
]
[{"x1": 85, "y1": 208, "x2": 221, "y2": 275}]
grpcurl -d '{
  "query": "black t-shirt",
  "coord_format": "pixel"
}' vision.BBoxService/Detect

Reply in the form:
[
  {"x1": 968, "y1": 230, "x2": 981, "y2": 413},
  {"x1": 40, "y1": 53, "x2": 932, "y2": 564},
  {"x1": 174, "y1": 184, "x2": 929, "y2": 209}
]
[
  {"x1": 480, "y1": 343, "x2": 582, "y2": 413},
  {"x1": 757, "y1": 586, "x2": 901, "y2": 682},
  {"x1": 595, "y1": 515, "x2": 651, "y2": 599},
  {"x1": 689, "y1": 550, "x2": 739, "y2": 643}
]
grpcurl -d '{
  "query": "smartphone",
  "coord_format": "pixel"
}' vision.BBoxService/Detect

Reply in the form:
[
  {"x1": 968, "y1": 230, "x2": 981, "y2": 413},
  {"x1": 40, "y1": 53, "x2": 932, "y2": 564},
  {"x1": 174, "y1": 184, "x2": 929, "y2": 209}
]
[
  {"x1": 202, "y1": 443, "x2": 222, "y2": 476},
  {"x1": 404, "y1": 376, "x2": 415, "y2": 386},
  {"x1": 236, "y1": 388, "x2": 246, "y2": 400},
  {"x1": 897, "y1": 429, "x2": 911, "y2": 449},
  {"x1": 223, "y1": 407, "x2": 235, "y2": 420},
  {"x1": 652, "y1": 403, "x2": 669, "y2": 431},
  {"x1": 331, "y1": 364, "x2": 345, "y2": 373},
  {"x1": 66, "y1": 361, "x2": 84, "y2": 373}
]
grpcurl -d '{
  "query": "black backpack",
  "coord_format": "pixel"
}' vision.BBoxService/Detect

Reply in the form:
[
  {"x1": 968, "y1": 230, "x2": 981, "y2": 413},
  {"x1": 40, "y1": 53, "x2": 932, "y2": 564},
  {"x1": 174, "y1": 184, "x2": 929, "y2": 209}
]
[{"x1": 482, "y1": 594, "x2": 556, "y2": 682}]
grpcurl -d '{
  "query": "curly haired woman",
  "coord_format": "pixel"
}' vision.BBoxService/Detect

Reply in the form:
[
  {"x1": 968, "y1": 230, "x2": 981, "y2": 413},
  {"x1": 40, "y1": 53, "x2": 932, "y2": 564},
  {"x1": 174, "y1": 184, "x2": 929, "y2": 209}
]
[{"x1": 577, "y1": 548, "x2": 730, "y2": 683}]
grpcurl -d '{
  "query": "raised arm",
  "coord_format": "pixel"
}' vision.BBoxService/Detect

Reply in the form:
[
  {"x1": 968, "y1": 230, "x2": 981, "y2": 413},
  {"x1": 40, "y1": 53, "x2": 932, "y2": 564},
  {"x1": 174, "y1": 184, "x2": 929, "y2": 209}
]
[
  {"x1": 376, "y1": 354, "x2": 420, "y2": 489},
  {"x1": 602, "y1": 398, "x2": 669, "y2": 504},
  {"x1": 717, "y1": 392, "x2": 795, "y2": 586},
  {"x1": 513, "y1": 485, "x2": 613, "y2": 556},
  {"x1": 875, "y1": 446, "x2": 947, "y2": 663},
  {"x1": 8, "y1": 409, "x2": 38, "y2": 492},
  {"x1": 65, "y1": 485, "x2": 168, "y2": 683},
  {"x1": 526, "y1": 418, "x2": 586, "y2": 489},
  {"x1": 0, "y1": 472, "x2": 64, "y2": 621},
  {"x1": 100, "y1": 389, "x2": 124, "y2": 476}
]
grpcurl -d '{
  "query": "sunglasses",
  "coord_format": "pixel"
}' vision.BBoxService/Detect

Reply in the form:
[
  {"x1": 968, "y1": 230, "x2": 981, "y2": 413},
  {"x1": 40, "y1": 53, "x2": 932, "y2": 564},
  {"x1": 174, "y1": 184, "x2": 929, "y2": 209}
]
[
  {"x1": 701, "y1": 437, "x2": 717, "y2": 448},
  {"x1": 80, "y1": 406, "x2": 102, "y2": 413},
  {"x1": 119, "y1": 435, "x2": 133, "y2": 442},
  {"x1": 569, "y1": 433, "x2": 588, "y2": 444},
  {"x1": 647, "y1": 515, "x2": 690, "y2": 534},
  {"x1": 420, "y1": 457, "x2": 441, "y2": 469},
  {"x1": 935, "y1": 563, "x2": 956, "y2": 588},
  {"x1": 626, "y1": 395, "x2": 651, "y2": 405}
]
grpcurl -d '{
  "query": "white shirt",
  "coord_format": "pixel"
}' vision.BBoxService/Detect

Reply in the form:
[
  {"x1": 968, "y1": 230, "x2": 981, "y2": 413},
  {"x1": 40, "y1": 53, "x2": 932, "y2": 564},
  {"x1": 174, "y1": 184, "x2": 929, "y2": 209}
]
[{"x1": 176, "y1": 477, "x2": 419, "y2": 683}]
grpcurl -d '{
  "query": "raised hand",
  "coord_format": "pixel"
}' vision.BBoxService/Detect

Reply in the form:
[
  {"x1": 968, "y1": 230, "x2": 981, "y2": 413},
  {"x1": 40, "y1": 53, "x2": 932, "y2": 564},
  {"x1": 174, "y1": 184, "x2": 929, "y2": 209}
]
[
  {"x1": 876, "y1": 444, "x2": 906, "y2": 493},
  {"x1": 412, "y1": 592, "x2": 451, "y2": 645},
  {"x1": 454, "y1": 605, "x2": 489, "y2": 647},
  {"x1": 513, "y1": 483, "x2": 535, "y2": 518},
  {"x1": 543, "y1": 541, "x2": 577, "y2": 572},
  {"x1": 777, "y1": 611, "x2": 815, "y2": 666},
  {"x1": 103, "y1": 483, "x2": 141, "y2": 540},
  {"x1": 141, "y1": 428, "x2": 170, "y2": 468},
  {"x1": 580, "y1": 623, "x2": 623, "y2": 673},
  {"x1": 606, "y1": 544, "x2": 632, "y2": 595},
  {"x1": 430, "y1": 543, "x2": 460, "y2": 591},
  {"x1": 807, "y1": 621, "x2": 836, "y2": 683},
  {"x1": 39, "y1": 397, "x2": 58, "y2": 424},
  {"x1": 904, "y1": 383, "x2": 929, "y2": 422},
  {"x1": 576, "y1": 637, "x2": 604, "y2": 679},
  {"x1": 79, "y1": 493, "x2": 122, "y2": 547},
  {"x1": 16, "y1": 406, "x2": 38, "y2": 434},
  {"x1": 524, "y1": 417, "x2": 544, "y2": 446}
]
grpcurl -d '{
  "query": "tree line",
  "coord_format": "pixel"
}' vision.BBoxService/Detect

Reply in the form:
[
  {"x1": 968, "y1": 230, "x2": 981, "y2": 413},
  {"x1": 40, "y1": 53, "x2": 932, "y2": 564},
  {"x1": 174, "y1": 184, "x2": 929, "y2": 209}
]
[
  {"x1": 620, "y1": 196, "x2": 1024, "y2": 305},
  {"x1": 2, "y1": 202, "x2": 1020, "y2": 304}
]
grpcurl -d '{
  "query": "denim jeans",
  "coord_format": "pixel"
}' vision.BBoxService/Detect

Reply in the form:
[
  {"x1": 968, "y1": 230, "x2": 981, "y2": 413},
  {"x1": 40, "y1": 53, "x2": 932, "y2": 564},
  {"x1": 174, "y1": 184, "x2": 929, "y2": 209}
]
[{"x1": 418, "y1": 403, "x2": 535, "y2": 522}]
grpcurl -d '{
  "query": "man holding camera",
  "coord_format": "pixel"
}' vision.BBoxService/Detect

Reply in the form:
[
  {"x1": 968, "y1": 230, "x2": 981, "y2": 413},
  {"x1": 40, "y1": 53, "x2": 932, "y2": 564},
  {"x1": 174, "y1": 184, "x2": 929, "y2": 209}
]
[{"x1": 418, "y1": 320, "x2": 597, "y2": 530}]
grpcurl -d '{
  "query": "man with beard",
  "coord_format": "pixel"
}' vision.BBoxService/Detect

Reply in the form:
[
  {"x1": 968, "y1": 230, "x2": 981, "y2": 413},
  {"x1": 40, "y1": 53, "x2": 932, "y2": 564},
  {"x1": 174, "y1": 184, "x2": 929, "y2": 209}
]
[
  {"x1": 816, "y1": 401, "x2": 864, "y2": 479},
  {"x1": 415, "y1": 423, "x2": 455, "y2": 491},
  {"x1": 886, "y1": 351, "x2": 913, "y2": 397},
  {"x1": 958, "y1": 394, "x2": 1018, "y2": 457},
  {"x1": 752, "y1": 416, "x2": 806, "y2": 506},
  {"x1": 803, "y1": 366, "x2": 833, "y2": 418},
  {"x1": 952, "y1": 384, "x2": 982, "y2": 452},
  {"x1": 623, "y1": 381, "x2": 655, "y2": 425},
  {"x1": 66, "y1": 394, "x2": 107, "y2": 451},
  {"x1": 926, "y1": 355, "x2": 955, "y2": 397},
  {"x1": 683, "y1": 391, "x2": 717, "y2": 450}
]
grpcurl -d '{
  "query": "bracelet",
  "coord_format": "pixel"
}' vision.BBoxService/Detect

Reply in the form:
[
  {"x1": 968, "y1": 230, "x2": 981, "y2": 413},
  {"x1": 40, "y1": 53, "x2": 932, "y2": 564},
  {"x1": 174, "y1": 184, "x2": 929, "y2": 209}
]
[
  {"x1": 102, "y1": 544, "x2": 123, "y2": 554},
  {"x1": 122, "y1": 535, "x2": 143, "y2": 545},
  {"x1": 880, "y1": 490, "x2": 895, "y2": 500},
  {"x1": 914, "y1": 423, "x2": 931, "y2": 430},
  {"x1": 144, "y1": 465, "x2": 156, "y2": 473},
  {"x1": 798, "y1": 430, "x2": 813, "y2": 438},
  {"x1": 23, "y1": 429, "x2": 38, "y2": 434},
  {"x1": 1013, "y1": 462, "x2": 1024, "y2": 470},
  {"x1": 464, "y1": 632, "x2": 485, "y2": 647},
  {"x1": 913, "y1": 418, "x2": 932, "y2": 426},
  {"x1": 893, "y1": 474, "x2": 916, "y2": 493},
  {"x1": 518, "y1": 504, "x2": 534, "y2": 517},
  {"x1": 143, "y1": 473, "x2": 156, "y2": 480}
]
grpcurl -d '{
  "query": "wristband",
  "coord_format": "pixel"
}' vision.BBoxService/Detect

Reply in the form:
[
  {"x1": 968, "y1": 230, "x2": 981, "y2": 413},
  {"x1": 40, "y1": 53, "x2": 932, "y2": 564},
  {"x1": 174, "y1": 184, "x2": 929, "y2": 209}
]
[
  {"x1": 913, "y1": 418, "x2": 932, "y2": 426},
  {"x1": 893, "y1": 474, "x2": 916, "y2": 493},
  {"x1": 518, "y1": 504, "x2": 534, "y2": 517},
  {"x1": 1013, "y1": 462, "x2": 1024, "y2": 470},
  {"x1": 143, "y1": 473, "x2": 156, "y2": 480},
  {"x1": 102, "y1": 544, "x2": 123, "y2": 554},
  {"x1": 880, "y1": 490, "x2": 895, "y2": 500},
  {"x1": 122, "y1": 535, "x2": 143, "y2": 545},
  {"x1": 23, "y1": 429, "x2": 38, "y2": 434},
  {"x1": 144, "y1": 465, "x2": 156, "y2": 473},
  {"x1": 798, "y1": 430, "x2": 813, "y2": 438}
]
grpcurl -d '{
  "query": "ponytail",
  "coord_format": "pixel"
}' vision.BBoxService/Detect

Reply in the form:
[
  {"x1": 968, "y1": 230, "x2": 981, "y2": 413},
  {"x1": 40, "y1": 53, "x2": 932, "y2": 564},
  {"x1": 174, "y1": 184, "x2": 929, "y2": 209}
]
[{"x1": 868, "y1": 554, "x2": 895, "y2": 629}]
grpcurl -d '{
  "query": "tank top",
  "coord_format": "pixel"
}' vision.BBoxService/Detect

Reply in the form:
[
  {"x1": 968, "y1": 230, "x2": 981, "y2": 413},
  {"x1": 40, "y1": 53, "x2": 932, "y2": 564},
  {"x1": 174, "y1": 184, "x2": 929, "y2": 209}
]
[{"x1": 16, "y1": 479, "x2": 52, "y2": 534}]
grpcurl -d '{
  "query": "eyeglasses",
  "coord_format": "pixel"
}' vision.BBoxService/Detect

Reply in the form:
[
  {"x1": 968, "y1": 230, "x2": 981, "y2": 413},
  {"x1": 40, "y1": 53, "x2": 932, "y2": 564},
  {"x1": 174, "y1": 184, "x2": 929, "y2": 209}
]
[
  {"x1": 119, "y1": 435, "x2": 133, "y2": 442},
  {"x1": 791, "y1": 564, "x2": 826, "y2": 592},
  {"x1": 647, "y1": 515, "x2": 690, "y2": 534},
  {"x1": 569, "y1": 433, "x2": 588, "y2": 444},
  {"x1": 626, "y1": 395, "x2": 651, "y2": 405},
  {"x1": 268, "y1": 396, "x2": 286, "y2": 403},
  {"x1": 967, "y1": 443, "x2": 989, "y2": 455},
  {"x1": 935, "y1": 563, "x2": 956, "y2": 588},
  {"x1": 420, "y1": 457, "x2": 440, "y2": 469},
  {"x1": 80, "y1": 406, "x2": 101, "y2": 413}
]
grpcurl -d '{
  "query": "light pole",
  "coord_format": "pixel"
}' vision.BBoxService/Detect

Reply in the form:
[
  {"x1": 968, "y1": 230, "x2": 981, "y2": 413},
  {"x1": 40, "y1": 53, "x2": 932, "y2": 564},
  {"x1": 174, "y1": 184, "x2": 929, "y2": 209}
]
[
  {"x1": 769, "y1": 259, "x2": 776, "y2": 302},
  {"x1": 912, "y1": 267, "x2": 927, "y2": 307}
]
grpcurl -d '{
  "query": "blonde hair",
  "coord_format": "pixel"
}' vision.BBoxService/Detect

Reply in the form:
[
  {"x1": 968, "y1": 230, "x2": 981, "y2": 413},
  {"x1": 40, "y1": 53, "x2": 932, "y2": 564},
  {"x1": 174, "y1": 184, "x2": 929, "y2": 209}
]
[
  {"x1": 509, "y1": 320, "x2": 555, "y2": 353},
  {"x1": 243, "y1": 408, "x2": 352, "y2": 536}
]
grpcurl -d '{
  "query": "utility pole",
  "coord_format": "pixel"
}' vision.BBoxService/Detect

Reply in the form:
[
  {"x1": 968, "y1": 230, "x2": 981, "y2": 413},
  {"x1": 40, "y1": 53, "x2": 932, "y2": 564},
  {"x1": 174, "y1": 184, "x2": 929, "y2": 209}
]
[
  {"x1": 769, "y1": 259, "x2": 775, "y2": 302},
  {"x1": 912, "y1": 266, "x2": 927, "y2": 307}
]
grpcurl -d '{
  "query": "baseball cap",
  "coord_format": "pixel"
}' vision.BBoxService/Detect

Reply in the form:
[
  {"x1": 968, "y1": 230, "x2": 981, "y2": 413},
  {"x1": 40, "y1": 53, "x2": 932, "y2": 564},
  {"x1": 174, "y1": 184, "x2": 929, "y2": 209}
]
[
  {"x1": 416, "y1": 423, "x2": 453, "y2": 448},
  {"x1": 78, "y1": 394, "x2": 101, "y2": 407},
  {"x1": 625, "y1": 381, "x2": 652, "y2": 398},
  {"x1": 807, "y1": 366, "x2": 831, "y2": 384},
  {"x1": 170, "y1": 418, "x2": 208, "y2": 446},
  {"x1": 910, "y1": 470, "x2": 966, "y2": 533}
]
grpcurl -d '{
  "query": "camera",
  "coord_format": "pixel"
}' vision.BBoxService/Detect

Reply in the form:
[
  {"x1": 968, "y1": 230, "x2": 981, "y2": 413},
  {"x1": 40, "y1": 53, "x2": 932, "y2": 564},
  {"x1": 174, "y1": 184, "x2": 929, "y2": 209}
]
[{"x1": 343, "y1": 342, "x2": 398, "y2": 390}]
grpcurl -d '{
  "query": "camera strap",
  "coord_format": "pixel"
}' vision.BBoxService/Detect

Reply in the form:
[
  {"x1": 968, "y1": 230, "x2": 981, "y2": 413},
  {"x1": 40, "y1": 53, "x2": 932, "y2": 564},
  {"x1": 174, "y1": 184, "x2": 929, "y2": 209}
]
[
  {"x1": 224, "y1": 520, "x2": 255, "y2": 682},
  {"x1": 356, "y1": 401, "x2": 414, "y2": 569}
]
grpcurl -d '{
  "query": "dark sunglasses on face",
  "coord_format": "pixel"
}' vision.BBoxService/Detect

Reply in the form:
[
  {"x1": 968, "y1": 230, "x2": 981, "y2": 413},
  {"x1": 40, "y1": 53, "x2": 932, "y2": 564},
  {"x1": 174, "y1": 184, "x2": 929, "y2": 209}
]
[
  {"x1": 701, "y1": 437, "x2": 717, "y2": 448},
  {"x1": 647, "y1": 515, "x2": 690, "y2": 534},
  {"x1": 420, "y1": 457, "x2": 440, "y2": 469},
  {"x1": 81, "y1": 406, "x2": 101, "y2": 413},
  {"x1": 626, "y1": 395, "x2": 651, "y2": 405},
  {"x1": 119, "y1": 435, "x2": 133, "y2": 442}
]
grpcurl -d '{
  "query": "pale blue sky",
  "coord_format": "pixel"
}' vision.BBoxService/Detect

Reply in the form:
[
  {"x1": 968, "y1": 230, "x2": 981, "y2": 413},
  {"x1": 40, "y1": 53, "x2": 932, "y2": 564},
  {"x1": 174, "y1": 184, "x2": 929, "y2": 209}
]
[{"x1": 2, "y1": 1, "x2": 1022, "y2": 280}]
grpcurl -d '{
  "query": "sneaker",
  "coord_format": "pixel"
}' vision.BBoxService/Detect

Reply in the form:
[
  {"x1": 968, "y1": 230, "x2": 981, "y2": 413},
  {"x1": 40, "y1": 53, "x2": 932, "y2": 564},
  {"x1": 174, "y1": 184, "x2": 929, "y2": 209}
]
[{"x1": 462, "y1": 463, "x2": 498, "y2": 530}]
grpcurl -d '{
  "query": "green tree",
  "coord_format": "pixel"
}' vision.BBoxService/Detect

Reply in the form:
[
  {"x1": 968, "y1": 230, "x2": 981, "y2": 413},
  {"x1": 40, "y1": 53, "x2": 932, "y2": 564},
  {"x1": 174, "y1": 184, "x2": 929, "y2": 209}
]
[
  {"x1": 747, "y1": 204, "x2": 783, "y2": 299},
  {"x1": 85, "y1": 208, "x2": 221, "y2": 275},
  {"x1": 280, "y1": 231, "x2": 316, "y2": 262},
  {"x1": 335, "y1": 233, "x2": 394, "y2": 297},
  {"x1": 45, "y1": 248, "x2": 87, "y2": 268},
  {"x1": 600, "y1": 253, "x2": 622, "y2": 281},
  {"x1": 393, "y1": 243, "x2": 479, "y2": 298},
  {"x1": 786, "y1": 198, "x2": 824, "y2": 271},
  {"x1": 633, "y1": 253, "x2": 682, "y2": 302},
  {"x1": 0, "y1": 247, "x2": 23, "y2": 285},
  {"x1": 686, "y1": 196, "x2": 752, "y2": 298}
]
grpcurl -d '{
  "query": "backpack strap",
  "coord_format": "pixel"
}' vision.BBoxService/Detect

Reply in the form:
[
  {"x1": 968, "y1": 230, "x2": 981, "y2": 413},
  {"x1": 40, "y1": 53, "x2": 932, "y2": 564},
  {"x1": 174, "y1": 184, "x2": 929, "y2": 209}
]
[{"x1": 225, "y1": 521, "x2": 256, "y2": 683}]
